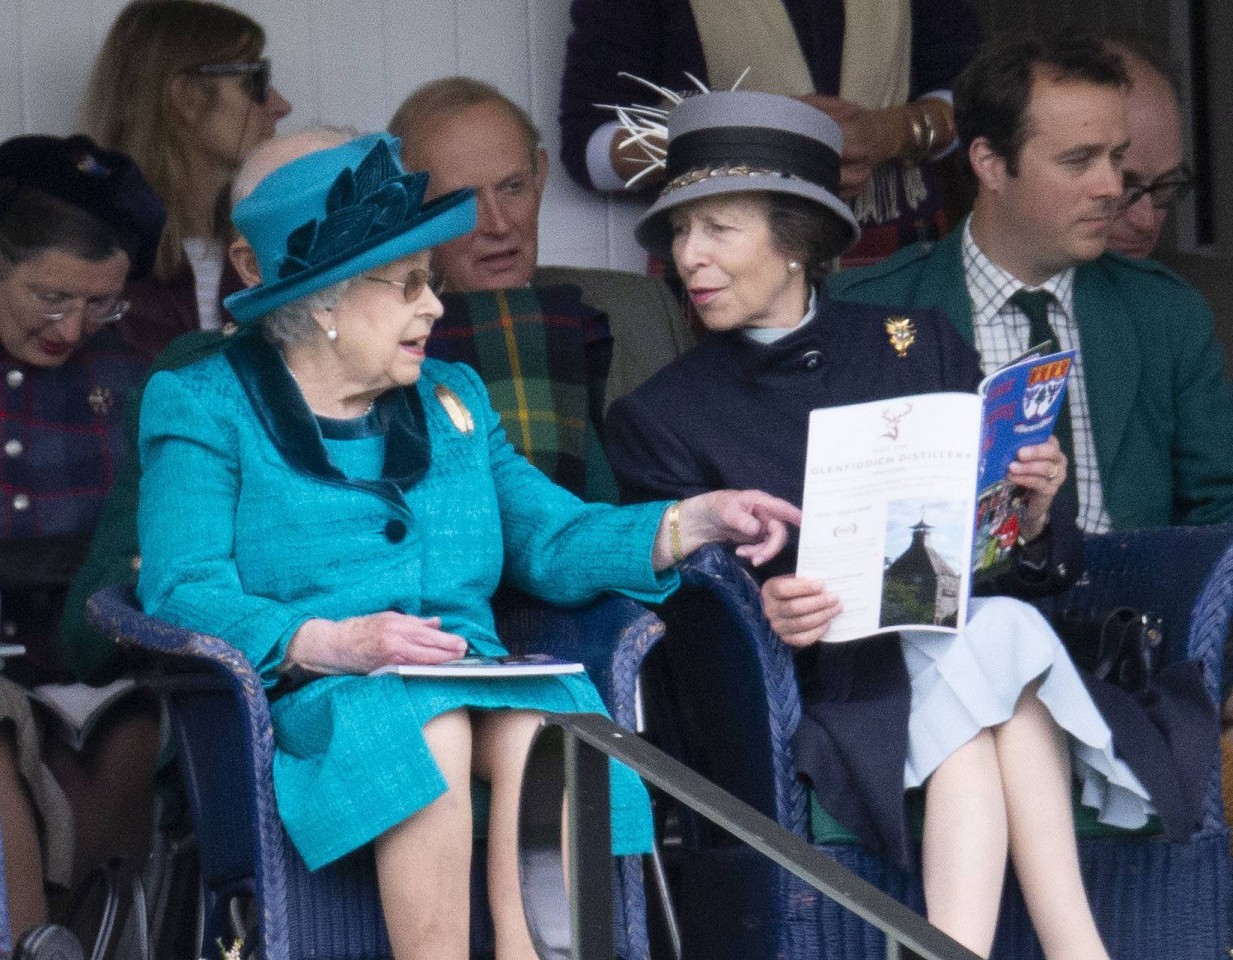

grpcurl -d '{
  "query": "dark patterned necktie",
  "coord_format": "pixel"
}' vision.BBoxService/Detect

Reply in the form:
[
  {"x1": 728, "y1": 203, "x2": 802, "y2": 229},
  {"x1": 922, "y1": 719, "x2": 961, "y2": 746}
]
[{"x1": 1008, "y1": 288, "x2": 1078, "y2": 519}]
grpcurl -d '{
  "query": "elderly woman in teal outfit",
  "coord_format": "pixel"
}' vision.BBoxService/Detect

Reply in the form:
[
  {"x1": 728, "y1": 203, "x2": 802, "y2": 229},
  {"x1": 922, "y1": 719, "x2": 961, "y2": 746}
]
[{"x1": 135, "y1": 132, "x2": 798, "y2": 960}]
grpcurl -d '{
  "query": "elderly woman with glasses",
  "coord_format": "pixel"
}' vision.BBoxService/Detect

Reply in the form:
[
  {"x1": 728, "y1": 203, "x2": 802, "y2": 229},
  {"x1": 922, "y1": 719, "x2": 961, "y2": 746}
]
[
  {"x1": 135, "y1": 133, "x2": 799, "y2": 960},
  {"x1": 0, "y1": 134, "x2": 164, "y2": 951},
  {"x1": 82, "y1": 0, "x2": 292, "y2": 358}
]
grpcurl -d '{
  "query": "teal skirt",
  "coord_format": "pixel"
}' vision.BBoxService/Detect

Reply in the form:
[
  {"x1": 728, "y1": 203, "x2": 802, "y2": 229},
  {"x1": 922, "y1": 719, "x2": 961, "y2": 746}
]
[{"x1": 271, "y1": 670, "x2": 652, "y2": 870}]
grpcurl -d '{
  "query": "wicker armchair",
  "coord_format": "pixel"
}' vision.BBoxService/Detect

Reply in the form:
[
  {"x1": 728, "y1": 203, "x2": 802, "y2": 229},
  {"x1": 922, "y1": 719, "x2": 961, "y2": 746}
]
[
  {"x1": 641, "y1": 527, "x2": 1233, "y2": 960},
  {"x1": 86, "y1": 585, "x2": 663, "y2": 960}
]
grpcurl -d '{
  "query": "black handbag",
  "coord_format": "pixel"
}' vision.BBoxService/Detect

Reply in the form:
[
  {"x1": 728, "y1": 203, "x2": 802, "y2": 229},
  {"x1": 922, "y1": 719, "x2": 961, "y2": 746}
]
[{"x1": 1055, "y1": 606, "x2": 1164, "y2": 693}]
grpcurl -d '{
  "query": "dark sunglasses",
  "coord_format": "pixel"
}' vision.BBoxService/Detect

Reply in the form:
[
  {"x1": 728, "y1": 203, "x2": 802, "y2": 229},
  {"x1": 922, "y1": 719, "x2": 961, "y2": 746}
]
[
  {"x1": 363, "y1": 267, "x2": 444, "y2": 303},
  {"x1": 193, "y1": 58, "x2": 271, "y2": 105},
  {"x1": 1119, "y1": 166, "x2": 1194, "y2": 211}
]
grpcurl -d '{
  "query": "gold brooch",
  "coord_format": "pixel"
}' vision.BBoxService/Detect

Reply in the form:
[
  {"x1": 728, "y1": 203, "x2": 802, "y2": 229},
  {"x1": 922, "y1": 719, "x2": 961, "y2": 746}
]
[
  {"x1": 884, "y1": 317, "x2": 916, "y2": 359},
  {"x1": 87, "y1": 385, "x2": 114, "y2": 416},
  {"x1": 435, "y1": 384, "x2": 474, "y2": 434}
]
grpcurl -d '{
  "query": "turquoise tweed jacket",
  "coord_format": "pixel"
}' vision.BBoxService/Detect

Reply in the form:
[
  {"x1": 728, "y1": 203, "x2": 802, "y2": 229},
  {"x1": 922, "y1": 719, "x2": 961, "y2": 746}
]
[
  {"x1": 830, "y1": 230, "x2": 1233, "y2": 529},
  {"x1": 136, "y1": 335, "x2": 674, "y2": 868}
]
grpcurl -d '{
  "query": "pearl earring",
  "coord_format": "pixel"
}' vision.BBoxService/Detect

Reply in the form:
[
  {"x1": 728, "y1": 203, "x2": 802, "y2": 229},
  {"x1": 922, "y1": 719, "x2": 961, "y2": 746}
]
[
  {"x1": 327, "y1": 327, "x2": 339, "y2": 342},
  {"x1": 788, "y1": 261, "x2": 802, "y2": 272}
]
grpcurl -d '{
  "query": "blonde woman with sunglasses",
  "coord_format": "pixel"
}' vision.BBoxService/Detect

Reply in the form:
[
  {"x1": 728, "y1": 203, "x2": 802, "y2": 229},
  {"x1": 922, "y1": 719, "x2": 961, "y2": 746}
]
[{"x1": 82, "y1": 0, "x2": 291, "y2": 358}]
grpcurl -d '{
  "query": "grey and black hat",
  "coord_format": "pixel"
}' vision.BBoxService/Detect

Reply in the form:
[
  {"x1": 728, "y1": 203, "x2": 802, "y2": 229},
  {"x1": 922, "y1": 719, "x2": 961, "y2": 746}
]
[{"x1": 634, "y1": 90, "x2": 860, "y2": 258}]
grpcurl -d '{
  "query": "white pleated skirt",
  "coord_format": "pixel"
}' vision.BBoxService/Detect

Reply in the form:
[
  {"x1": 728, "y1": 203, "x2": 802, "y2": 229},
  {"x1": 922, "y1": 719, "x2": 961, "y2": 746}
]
[{"x1": 900, "y1": 595, "x2": 1155, "y2": 830}]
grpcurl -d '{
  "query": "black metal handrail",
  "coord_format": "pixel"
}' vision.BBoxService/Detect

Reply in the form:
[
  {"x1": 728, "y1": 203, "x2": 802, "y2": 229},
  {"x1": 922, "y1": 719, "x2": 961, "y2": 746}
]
[{"x1": 518, "y1": 712, "x2": 981, "y2": 960}]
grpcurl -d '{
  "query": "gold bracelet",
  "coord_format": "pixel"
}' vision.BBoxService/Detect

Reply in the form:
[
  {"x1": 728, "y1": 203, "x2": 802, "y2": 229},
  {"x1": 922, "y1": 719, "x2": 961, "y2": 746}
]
[
  {"x1": 902, "y1": 108, "x2": 928, "y2": 166},
  {"x1": 667, "y1": 500, "x2": 686, "y2": 564},
  {"x1": 918, "y1": 106, "x2": 938, "y2": 159},
  {"x1": 901, "y1": 103, "x2": 940, "y2": 166}
]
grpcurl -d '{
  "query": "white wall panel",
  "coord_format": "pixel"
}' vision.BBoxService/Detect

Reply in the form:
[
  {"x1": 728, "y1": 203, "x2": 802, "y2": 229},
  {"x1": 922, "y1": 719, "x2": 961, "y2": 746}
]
[
  {"x1": 308, "y1": 0, "x2": 391, "y2": 132},
  {"x1": 0, "y1": 1, "x2": 27, "y2": 136},
  {"x1": 18, "y1": 0, "x2": 98, "y2": 136},
  {"x1": 530, "y1": 0, "x2": 615, "y2": 268},
  {"x1": 381, "y1": 0, "x2": 460, "y2": 120},
  {"x1": 0, "y1": 0, "x2": 633, "y2": 271},
  {"x1": 457, "y1": 0, "x2": 529, "y2": 92},
  {"x1": 251, "y1": 0, "x2": 325, "y2": 132}
]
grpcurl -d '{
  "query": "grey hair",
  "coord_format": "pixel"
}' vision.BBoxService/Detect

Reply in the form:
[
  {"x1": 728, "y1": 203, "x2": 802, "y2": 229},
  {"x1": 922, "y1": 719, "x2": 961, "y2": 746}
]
[{"x1": 261, "y1": 278, "x2": 353, "y2": 348}]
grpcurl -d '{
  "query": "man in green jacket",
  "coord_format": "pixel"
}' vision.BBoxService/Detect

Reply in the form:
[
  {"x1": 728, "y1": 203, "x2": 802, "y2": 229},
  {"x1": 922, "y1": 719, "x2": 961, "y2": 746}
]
[{"x1": 831, "y1": 34, "x2": 1233, "y2": 534}]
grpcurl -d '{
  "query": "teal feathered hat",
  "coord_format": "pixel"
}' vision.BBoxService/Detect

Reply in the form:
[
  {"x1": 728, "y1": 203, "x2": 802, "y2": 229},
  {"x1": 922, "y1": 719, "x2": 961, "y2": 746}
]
[{"x1": 225, "y1": 132, "x2": 476, "y2": 323}]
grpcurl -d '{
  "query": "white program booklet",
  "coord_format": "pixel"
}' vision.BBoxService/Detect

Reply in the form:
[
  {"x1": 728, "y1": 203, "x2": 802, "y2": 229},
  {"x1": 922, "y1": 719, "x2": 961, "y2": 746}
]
[
  {"x1": 28, "y1": 677, "x2": 139, "y2": 752},
  {"x1": 796, "y1": 348, "x2": 1075, "y2": 643},
  {"x1": 371, "y1": 654, "x2": 584, "y2": 678},
  {"x1": 797, "y1": 392, "x2": 980, "y2": 642}
]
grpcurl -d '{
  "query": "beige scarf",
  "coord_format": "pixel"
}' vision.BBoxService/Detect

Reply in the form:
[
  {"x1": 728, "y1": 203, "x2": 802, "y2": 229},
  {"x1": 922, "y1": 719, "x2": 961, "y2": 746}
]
[
  {"x1": 688, "y1": 0, "x2": 813, "y2": 95},
  {"x1": 688, "y1": 0, "x2": 911, "y2": 108},
  {"x1": 838, "y1": 0, "x2": 911, "y2": 110},
  {"x1": 688, "y1": 0, "x2": 921, "y2": 225}
]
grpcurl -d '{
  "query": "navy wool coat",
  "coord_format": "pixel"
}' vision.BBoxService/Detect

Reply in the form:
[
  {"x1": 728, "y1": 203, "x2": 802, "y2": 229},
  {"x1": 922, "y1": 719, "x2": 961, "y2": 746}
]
[{"x1": 605, "y1": 290, "x2": 1211, "y2": 869}]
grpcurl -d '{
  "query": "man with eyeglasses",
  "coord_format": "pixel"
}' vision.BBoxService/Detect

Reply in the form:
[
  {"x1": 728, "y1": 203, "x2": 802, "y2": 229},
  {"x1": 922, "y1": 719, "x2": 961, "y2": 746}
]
[
  {"x1": 1105, "y1": 39, "x2": 1192, "y2": 259},
  {"x1": 832, "y1": 34, "x2": 1233, "y2": 533}
]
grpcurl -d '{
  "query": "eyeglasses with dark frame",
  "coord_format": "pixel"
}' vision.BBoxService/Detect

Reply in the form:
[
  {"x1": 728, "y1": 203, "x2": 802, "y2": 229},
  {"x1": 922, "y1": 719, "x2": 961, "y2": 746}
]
[
  {"x1": 1119, "y1": 166, "x2": 1195, "y2": 211},
  {"x1": 193, "y1": 58, "x2": 272, "y2": 106},
  {"x1": 29, "y1": 287, "x2": 130, "y2": 328},
  {"x1": 363, "y1": 267, "x2": 444, "y2": 303}
]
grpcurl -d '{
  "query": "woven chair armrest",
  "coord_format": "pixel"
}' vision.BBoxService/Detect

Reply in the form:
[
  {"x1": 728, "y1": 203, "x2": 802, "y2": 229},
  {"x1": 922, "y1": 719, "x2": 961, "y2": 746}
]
[
  {"x1": 677, "y1": 546, "x2": 808, "y2": 834},
  {"x1": 84, "y1": 584, "x2": 290, "y2": 958},
  {"x1": 495, "y1": 590, "x2": 664, "y2": 718},
  {"x1": 1045, "y1": 525, "x2": 1233, "y2": 700}
]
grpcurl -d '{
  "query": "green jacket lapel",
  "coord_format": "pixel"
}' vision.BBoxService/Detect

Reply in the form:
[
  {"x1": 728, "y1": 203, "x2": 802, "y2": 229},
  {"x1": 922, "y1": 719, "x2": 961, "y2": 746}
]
[
  {"x1": 914, "y1": 232, "x2": 975, "y2": 344},
  {"x1": 224, "y1": 333, "x2": 430, "y2": 508},
  {"x1": 1071, "y1": 260, "x2": 1140, "y2": 494}
]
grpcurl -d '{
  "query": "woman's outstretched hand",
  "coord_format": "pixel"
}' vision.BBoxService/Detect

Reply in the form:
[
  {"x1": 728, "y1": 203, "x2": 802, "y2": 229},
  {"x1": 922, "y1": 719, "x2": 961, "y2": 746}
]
[
  {"x1": 652, "y1": 489, "x2": 802, "y2": 571},
  {"x1": 284, "y1": 612, "x2": 468, "y2": 675},
  {"x1": 760, "y1": 575, "x2": 844, "y2": 647}
]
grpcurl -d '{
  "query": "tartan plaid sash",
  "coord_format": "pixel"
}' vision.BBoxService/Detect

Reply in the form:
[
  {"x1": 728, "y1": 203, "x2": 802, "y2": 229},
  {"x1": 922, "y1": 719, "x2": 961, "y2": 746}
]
[{"x1": 430, "y1": 284, "x2": 611, "y2": 497}]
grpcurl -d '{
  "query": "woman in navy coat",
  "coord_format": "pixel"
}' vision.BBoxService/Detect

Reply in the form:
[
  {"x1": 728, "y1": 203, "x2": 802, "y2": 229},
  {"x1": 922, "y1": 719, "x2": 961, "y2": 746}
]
[{"x1": 602, "y1": 90, "x2": 1208, "y2": 960}]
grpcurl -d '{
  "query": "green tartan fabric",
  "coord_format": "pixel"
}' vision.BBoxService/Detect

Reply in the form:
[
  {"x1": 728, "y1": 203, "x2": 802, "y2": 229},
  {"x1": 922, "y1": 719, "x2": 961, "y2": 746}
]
[{"x1": 431, "y1": 285, "x2": 613, "y2": 500}]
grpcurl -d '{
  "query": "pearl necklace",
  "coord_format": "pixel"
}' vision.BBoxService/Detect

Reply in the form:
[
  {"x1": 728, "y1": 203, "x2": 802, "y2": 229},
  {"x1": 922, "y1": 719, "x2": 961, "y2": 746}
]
[{"x1": 284, "y1": 359, "x2": 375, "y2": 417}]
